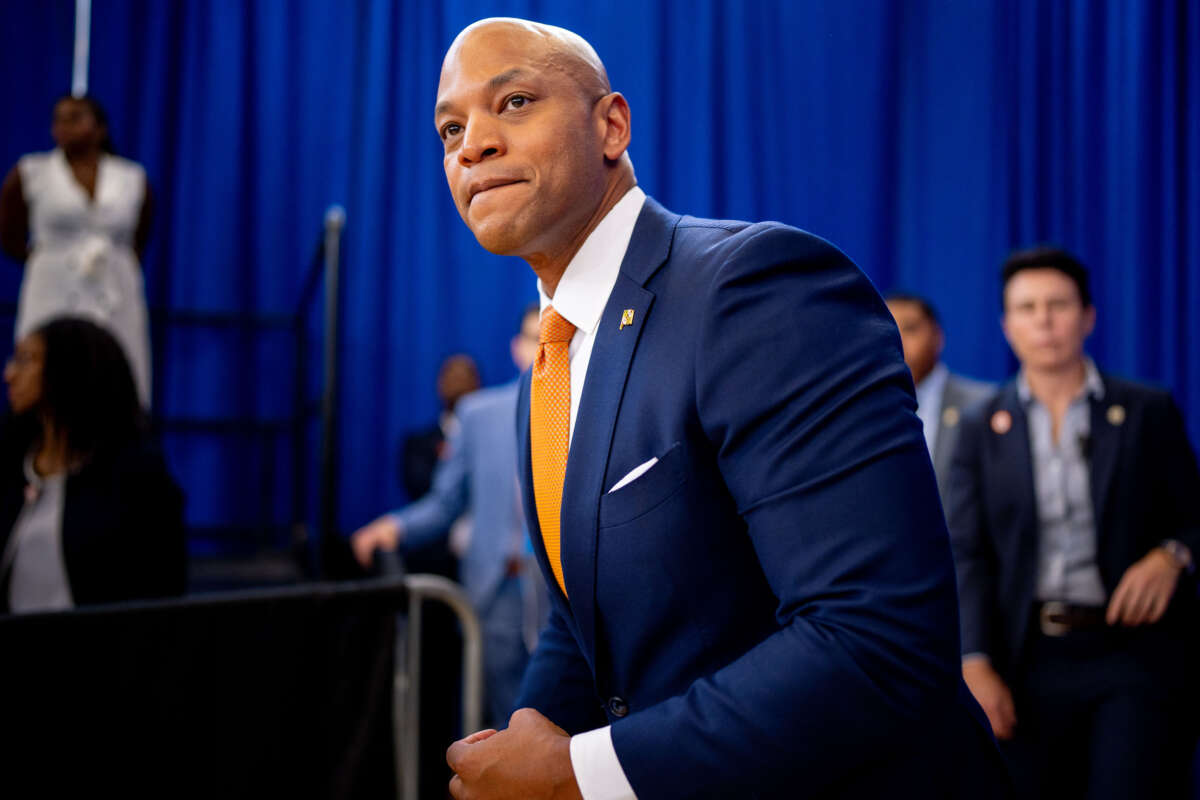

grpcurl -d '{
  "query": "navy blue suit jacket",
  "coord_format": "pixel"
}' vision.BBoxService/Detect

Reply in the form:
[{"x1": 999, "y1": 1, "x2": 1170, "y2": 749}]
[
  {"x1": 515, "y1": 198, "x2": 1007, "y2": 798},
  {"x1": 945, "y1": 375, "x2": 1200, "y2": 679}
]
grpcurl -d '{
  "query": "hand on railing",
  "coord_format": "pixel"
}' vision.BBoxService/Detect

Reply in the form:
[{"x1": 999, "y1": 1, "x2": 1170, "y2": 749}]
[
  {"x1": 349, "y1": 513, "x2": 406, "y2": 577},
  {"x1": 372, "y1": 546, "x2": 406, "y2": 578}
]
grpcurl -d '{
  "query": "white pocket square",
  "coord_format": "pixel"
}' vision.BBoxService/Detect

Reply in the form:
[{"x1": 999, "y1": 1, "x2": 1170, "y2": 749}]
[{"x1": 607, "y1": 457, "x2": 659, "y2": 494}]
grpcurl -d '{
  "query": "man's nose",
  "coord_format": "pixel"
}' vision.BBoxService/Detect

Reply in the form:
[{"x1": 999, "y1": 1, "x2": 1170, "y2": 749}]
[{"x1": 458, "y1": 116, "x2": 505, "y2": 165}]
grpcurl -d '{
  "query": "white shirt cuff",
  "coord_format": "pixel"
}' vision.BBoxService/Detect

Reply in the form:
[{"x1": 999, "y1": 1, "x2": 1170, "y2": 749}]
[{"x1": 570, "y1": 726, "x2": 637, "y2": 800}]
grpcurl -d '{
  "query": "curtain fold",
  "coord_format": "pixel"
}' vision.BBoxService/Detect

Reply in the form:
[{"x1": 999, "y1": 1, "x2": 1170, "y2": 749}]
[{"x1": 0, "y1": 0, "x2": 1195, "y2": 546}]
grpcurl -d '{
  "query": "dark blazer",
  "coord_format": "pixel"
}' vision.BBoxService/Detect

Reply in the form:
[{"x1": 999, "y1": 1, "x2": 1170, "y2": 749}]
[
  {"x1": 931, "y1": 373, "x2": 994, "y2": 499},
  {"x1": 0, "y1": 424, "x2": 186, "y2": 612},
  {"x1": 515, "y1": 198, "x2": 1008, "y2": 798},
  {"x1": 945, "y1": 375, "x2": 1200, "y2": 678},
  {"x1": 399, "y1": 422, "x2": 445, "y2": 501}
]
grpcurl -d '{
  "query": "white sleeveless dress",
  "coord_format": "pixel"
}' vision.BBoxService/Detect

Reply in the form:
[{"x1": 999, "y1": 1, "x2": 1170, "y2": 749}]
[{"x1": 16, "y1": 149, "x2": 152, "y2": 407}]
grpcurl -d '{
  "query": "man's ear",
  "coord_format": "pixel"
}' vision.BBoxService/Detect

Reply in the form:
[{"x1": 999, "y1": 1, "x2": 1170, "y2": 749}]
[
  {"x1": 1083, "y1": 304, "x2": 1096, "y2": 338},
  {"x1": 596, "y1": 92, "x2": 632, "y2": 162}
]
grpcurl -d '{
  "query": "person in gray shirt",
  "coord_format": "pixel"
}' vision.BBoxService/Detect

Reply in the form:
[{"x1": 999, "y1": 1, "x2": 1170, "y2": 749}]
[{"x1": 945, "y1": 246, "x2": 1200, "y2": 799}]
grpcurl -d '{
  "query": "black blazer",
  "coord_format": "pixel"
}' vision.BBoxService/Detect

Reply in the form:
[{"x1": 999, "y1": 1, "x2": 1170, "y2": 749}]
[
  {"x1": 945, "y1": 372, "x2": 1200, "y2": 677},
  {"x1": 0, "y1": 424, "x2": 186, "y2": 612},
  {"x1": 399, "y1": 422, "x2": 444, "y2": 501}
]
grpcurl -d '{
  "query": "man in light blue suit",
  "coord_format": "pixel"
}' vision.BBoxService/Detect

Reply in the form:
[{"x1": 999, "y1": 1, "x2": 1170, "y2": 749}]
[
  {"x1": 436, "y1": 18, "x2": 1010, "y2": 800},
  {"x1": 352, "y1": 304, "x2": 543, "y2": 726}
]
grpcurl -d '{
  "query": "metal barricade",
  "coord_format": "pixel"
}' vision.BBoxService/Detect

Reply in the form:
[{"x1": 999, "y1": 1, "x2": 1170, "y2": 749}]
[
  {"x1": 394, "y1": 574, "x2": 484, "y2": 800},
  {"x1": 0, "y1": 575, "x2": 482, "y2": 799}
]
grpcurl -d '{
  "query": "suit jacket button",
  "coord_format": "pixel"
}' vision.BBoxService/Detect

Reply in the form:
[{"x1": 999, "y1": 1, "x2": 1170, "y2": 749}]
[{"x1": 608, "y1": 697, "x2": 629, "y2": 718}]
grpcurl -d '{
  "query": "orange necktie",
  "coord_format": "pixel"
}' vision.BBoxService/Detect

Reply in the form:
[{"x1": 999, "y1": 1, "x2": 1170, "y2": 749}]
[{"x1": 530, "y1": 307, "x2": 576, "y2": 596}]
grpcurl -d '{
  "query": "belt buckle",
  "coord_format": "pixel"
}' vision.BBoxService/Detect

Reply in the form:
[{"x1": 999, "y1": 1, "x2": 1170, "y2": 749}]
[{"x1": 1039, "y1": 601, "x2": 1071, "y2": 637}]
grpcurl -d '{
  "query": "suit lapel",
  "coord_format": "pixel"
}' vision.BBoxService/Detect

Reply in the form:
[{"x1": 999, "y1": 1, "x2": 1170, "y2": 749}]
[
  {"x1": 557, "y1": 198, "x2": 677, "y2": 662},
  {"x1": 992, "y1": 384, "x2": 1040, "y2": 563},
  {"x1": 1088, "y1": 380, "x2": 1122, "y2": 540},
  {"x1": 559, "y1": 276, "x2": 654, "y2": 660},
  {"x1": 933, "y1": 379, "x2": 964, "y2": 479}
]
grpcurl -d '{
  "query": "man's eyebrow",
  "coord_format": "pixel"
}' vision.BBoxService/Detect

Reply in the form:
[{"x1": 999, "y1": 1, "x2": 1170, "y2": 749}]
[
  {"x1": 488, "y1": 68, "x2": 527, "y2": 91},
  {"x1": 434, "y1": 68, "x2": 529, "y2": 119}
]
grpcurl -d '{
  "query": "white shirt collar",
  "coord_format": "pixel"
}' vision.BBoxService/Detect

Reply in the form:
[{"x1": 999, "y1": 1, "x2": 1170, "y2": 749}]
[{"x1": 537, "y1": 186, "x2": 647, "y2": 332}]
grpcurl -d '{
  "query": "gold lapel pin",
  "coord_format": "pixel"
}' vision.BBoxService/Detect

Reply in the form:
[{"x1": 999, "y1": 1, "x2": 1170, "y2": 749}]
[
  {"x1": 1107, "y1": 404, "x2": 1126, "y2": 426},
  {"x1": 942, "y1": 406, "x2": 960, "y2": 428},
  {"x1": 619, "y1": 309, "x2": 635, "y2": 330},
  {"x1": 990, "y1": 410, "x2": 1012, "y2": 435}
]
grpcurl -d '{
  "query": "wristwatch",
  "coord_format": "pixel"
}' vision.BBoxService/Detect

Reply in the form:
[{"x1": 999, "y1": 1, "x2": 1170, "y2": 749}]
[{"x1": 1160, "y1": 539, "x2": 1194, "y2": 573}]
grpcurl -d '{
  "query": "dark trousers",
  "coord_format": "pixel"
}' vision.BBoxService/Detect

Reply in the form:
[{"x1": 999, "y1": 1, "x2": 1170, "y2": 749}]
[{"x1": 1003, "y1": 624, "x2": 1195, "y2": 800}]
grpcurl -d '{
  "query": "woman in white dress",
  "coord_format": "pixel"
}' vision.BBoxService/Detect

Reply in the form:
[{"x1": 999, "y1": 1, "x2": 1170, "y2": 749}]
[{"x1": 0, "y1": 95, "x2": 152, "y2": 407}]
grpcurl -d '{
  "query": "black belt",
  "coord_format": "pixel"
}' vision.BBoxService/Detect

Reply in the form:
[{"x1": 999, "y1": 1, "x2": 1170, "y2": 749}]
[{"x1": 1033, "y1": 601, "x2": 1109, "y2": 636}]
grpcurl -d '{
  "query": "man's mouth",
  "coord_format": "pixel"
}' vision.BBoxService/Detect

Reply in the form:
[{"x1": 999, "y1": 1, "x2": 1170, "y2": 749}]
[{"x1": 468, "y1": 178, "x2": 525, "y2": 203}]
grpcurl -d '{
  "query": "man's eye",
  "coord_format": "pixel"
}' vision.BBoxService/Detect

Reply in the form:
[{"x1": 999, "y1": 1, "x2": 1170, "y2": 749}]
[
  {"x1": 441, "y1": 123, "x2": 462, "y2": 140},
  {"x1": 505, "y1": 95, "x2": 531, "y2": 110}
]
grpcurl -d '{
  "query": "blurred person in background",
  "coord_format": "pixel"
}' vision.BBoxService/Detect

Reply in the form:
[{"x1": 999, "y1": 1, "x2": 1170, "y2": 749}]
[
  {"x1": 0, "y1": 317, "x2": 185, "y2": 613},
  {"x1": 354, "y1": 303, "x2": 545, "y2": 727},
  {"x1": 946, "y1": 246, "x2": 1200, "y2": 798},
  {"x1": 885, "y1": 292, "x2": 993, "y2": 498},
  {"x1": 0, "y1": 95, "x2": 153, "y2": 408},
  {"x1": 400, "y1": 353, "x2": 481, "y2": 502},
  {"x1": 398, "y1": 353, "x2": 481, "y2": 581}
]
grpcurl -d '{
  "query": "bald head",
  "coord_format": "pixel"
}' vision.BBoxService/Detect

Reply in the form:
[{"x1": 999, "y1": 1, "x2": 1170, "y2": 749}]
[
  {"x1": 441, "y1": 18, "x2": 611, "y2": 103},
  {"x1": 434, "y1": 18, "x2": 635, "y2": 290}
]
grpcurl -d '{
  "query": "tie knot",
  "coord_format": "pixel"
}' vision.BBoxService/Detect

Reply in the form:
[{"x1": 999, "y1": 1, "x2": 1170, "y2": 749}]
[{"x1": 539, "y1": 307, "x2": 576, "y2": 344}]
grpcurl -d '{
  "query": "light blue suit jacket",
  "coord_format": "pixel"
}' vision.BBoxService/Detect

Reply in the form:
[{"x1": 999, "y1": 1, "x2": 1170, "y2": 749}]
[{"x1": 396, "y1": 381, "x2": 523, "y2": 610}]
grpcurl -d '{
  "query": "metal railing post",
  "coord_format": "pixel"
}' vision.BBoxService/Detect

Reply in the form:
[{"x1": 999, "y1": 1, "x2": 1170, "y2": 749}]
[
  {"x1": 394, "y1": 574, "x2": 484, "y2": 800},
  {"x1": 318, "y1": 205, "x2": 345, "y2": 571}
]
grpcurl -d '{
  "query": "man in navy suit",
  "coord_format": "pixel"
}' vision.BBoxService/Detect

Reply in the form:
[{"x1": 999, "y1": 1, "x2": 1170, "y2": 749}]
[
  {"x1": 436, "y1": 18, "x2": 1008, "y2": 799},
  {"x1": 946, "y1": 246, "x2": 1200, "y2": 798}
]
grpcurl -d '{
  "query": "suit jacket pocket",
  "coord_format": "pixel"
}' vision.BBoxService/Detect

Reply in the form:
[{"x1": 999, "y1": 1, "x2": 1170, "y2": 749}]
[{"x1": 599, "y1": 442, "x2": 686, "y2": 528}]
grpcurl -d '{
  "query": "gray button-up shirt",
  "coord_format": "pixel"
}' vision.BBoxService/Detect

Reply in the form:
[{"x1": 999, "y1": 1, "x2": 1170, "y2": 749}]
[{"x1": 1019, "y1": 359, "x2": 1108, "y2": 605}]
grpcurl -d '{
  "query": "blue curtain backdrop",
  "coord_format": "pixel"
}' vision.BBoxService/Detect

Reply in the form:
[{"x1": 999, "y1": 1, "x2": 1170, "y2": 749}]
[{"x1": 1, "y1": 0, "x2": 1196, "y2": 551}]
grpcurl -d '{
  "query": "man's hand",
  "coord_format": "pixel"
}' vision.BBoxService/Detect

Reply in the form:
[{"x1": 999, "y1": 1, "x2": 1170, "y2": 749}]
[
  {"x1": 1105, "y1": 547, "x2": 1182, "y2": 627},
  {"x1": 962, "y1": 657, "x2": 1016, "y2": 740},
  {"x1": 349, "y1": 514, "x2": 401, "y2": 568},
  {"x1": 447, "y1": 708, "x2": 582, "y2": 800}
]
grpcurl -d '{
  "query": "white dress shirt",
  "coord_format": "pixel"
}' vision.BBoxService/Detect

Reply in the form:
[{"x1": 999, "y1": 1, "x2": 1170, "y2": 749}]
[{"x1": 536, "y1": 185, "x2": 645, "y2": 800}]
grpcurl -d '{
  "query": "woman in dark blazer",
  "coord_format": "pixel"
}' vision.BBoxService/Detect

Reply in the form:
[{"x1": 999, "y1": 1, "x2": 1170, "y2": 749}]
[{"x1": 0, "y1": 316, "x2": 184, "y2": 612}]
